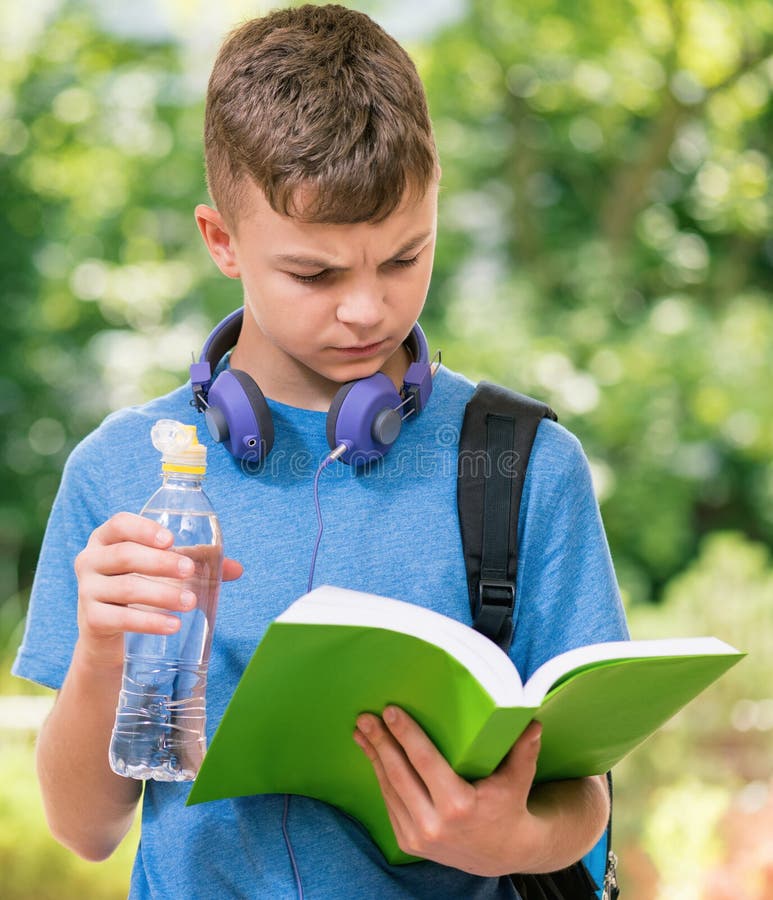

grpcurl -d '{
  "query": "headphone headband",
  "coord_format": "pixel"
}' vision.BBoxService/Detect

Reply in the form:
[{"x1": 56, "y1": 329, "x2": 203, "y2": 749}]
[
  {"x1": 201, "y1": 307, "x2": 244, "y2": 370},
  {"x1": 404, "y1": 322, "x2": 429, "y2": 366}
]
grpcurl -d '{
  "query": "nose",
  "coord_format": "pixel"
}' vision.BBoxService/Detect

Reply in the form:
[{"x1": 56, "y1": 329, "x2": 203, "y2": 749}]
[{"x1": 335, "y1": 280, "x2": 385, "y2": 330}]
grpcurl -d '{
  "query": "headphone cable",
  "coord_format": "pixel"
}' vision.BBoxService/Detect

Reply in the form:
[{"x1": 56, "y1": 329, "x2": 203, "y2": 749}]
[
  {"x1": 307, "y1": 442, "x2": 349, "y2": 594},
  {"x1": 283, "y1": 442, "x2": 350, "y2": 900},
  {"x1": 282, "y1": 794, "x2": 304, "y2": 900}
]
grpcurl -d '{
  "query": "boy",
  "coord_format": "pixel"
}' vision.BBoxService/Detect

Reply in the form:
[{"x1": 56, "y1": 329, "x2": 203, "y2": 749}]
[{"x1": 13, "y1": 5, "x2": 628, "y2": 898}]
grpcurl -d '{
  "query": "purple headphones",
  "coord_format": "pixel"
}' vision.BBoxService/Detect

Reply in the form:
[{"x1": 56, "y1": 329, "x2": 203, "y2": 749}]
[{"x1": 190, "y1": 308, "x2": 434, "y2": 466}]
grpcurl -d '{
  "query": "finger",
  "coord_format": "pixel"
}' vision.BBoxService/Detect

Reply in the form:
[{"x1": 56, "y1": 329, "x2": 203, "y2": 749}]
[
  {"x1": 356, "y1": 714, "x2": 435, "y2": 821},
  {"x1": 222, "y1": 558, "x2": 243, "y2": 581},
  {"x1": 381, "y1": 706, "x2": 467, "y2": 807},
  {"x1": 82, "y1": 596, "x2": 182, "y2": 637},
  {"x1": 486, "y1": 720, "x2": 542, "y2": 798},
  {"x1": 84, "y1": 540, "x2": 197, "y2": 580},
  {"x1": 90, "y1": 512, "x2": 175, "y2": 551},
  {"x1": 354, "y1": 728, "x2": 414, "y2": 839},
  {"x1": 83, "y1": 572, "x2": 197, "y2": 612}
]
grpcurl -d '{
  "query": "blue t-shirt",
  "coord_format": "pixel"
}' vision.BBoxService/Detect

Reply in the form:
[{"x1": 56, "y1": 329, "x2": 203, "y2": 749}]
[{"x1": 13, "y1": 365, "x2": 628, "y2": 899}]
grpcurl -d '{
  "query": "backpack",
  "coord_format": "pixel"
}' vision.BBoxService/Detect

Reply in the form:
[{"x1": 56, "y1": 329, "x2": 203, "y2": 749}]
[{"x1": 457, "y1": 381, "x2": 620, "y2": 900}]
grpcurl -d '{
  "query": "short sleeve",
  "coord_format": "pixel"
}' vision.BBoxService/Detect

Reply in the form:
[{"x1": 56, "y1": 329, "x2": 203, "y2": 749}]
[
  {"x1": 511, "y1": 420, "x2": 629, "y2": 680},
  {"x1": 11, "y1": 437, "x2": 109, "y2": 690}
]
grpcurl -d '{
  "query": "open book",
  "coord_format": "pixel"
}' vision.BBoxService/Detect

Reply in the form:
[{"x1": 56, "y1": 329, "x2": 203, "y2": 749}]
[{"x1": 187, "y1": 585, "x2": 744, "y2": 864}]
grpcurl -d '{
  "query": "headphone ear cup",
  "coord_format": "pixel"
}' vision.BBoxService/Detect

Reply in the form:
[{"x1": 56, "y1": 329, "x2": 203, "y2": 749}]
[
  {"x1": 327, "y1": 373, "x2": 402, "y2": 466},
  {"x1": 206, "y1": 369, "x2": 274, "y2": 461},
  {"x1": 326, "y1": 381, "x2": 357, "y2": 452}
]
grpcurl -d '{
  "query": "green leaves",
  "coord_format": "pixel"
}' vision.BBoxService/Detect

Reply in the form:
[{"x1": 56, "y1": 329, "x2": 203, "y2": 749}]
[{"x1": 421, "y1": 0, "x2": 773, "y2": 603}]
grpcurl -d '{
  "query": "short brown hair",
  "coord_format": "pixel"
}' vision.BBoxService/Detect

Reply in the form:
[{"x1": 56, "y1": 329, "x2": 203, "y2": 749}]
[{"x1": 204, "y1": 4, "x2": 439, "y2": 227}]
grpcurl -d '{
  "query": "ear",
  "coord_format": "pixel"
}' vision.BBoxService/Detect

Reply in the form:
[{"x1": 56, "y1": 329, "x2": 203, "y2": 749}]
[{"x1": 195, "y1": 204, "x2": 240, "y2": 278}]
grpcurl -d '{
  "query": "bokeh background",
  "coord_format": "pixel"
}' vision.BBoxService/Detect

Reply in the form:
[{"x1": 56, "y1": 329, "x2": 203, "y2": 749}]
[{"x1": 1, "y1": 0, "x2": 772, "y2": 896}]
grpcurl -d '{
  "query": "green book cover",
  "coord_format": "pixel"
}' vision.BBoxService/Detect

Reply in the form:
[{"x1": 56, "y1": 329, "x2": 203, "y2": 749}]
[{"x1": 187, "y1": 586, "x2": 744, "y2": 865}]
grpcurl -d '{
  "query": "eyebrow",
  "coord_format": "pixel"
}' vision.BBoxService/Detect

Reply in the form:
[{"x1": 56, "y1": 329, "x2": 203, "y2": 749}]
[{"x1": 273, "y1": 231, "x2": 433, "y2": 270}]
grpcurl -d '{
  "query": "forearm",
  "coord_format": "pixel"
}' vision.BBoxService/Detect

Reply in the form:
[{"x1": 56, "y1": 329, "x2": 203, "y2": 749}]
[
  {"x1": 36, "y1": 640, "x2": 142, "y2": 861},
  {"x1": 520, "y1": 774, "x2": 609, "y2": 874}
]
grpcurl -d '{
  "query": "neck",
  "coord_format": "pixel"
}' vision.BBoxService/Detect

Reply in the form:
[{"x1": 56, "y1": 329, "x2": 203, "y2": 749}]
[{"x1": 229, "y1": 333, "x2": 412, "y2": 412}]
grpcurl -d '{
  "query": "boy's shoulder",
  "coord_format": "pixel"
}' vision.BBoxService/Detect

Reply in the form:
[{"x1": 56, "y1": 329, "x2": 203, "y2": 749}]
[{"x1": 436, "y1": 366, "x2": 587, "y2": 478}]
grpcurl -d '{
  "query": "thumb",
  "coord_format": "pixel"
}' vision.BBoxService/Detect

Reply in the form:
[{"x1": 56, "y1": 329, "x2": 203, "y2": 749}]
[
  {"x1": 222, "y1": 557, "x2": 244, "y2": 582},
  {"x1": 491, "y1": 720, "x2": 542, "y2": 796}
]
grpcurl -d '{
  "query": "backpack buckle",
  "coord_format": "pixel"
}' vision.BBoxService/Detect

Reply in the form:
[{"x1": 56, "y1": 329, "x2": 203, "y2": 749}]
[
  {"x1": 476, "y1": 579, "x2": 515, "y2": 614},
  {"x1": 473, "y1": 580, "x2": 516, "y2": 650}
]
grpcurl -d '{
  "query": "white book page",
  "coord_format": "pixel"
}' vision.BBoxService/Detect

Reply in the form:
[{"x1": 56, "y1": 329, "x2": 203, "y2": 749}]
[
  {"x1": 522, "y1": 636, "x2": 741, "y2": 706},
  {"x1": 277, "y1": 585, "x2": 528, "y2": 707}
]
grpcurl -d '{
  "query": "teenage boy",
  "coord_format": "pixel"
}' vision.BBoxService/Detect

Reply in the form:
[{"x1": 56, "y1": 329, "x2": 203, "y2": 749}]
[{"x1": 13, "y1": 5, "x2": 628, "y2": 898}]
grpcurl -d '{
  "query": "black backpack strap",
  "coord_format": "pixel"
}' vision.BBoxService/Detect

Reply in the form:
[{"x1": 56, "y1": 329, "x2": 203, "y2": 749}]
[
  {"x1": 457, "y1": 381, "x2": 557, "y2": 651},
  {"x1": 457, "y1": 382, "x2": 618, "y2": 898}
]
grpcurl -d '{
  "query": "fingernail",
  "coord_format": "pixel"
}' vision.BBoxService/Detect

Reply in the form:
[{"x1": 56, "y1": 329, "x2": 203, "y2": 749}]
[
  {"x1": 357, "y1": 715, "x2": 373, "y2": 734},
  {"x1": 180, "y1": 591, "x2": 196, "y2": 609},
  {"x1": 383, "y1": 706, "x2": 398, "y2": 725},
  {"x1": 156, "y1": 529, "x2": 171, "y2": 545},
  {"x1": 178, "y1": 557, "x2": 194, "y2": 576}
]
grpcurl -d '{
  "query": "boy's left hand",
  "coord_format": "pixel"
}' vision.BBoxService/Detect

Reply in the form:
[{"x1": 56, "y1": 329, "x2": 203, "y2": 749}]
[{"x1": 353, "y1": 708, "x2": 548, "y2": 876}]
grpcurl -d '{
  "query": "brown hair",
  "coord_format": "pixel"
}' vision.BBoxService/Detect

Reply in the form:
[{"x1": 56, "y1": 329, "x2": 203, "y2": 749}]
[{"x1": 204, "y1": 4, "x2": 439, "y2": 227}]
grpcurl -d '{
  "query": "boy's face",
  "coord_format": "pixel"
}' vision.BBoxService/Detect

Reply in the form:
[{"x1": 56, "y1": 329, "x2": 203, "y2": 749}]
[{"x1": 195, "y1": 178, "x2": 438, "y2": 408}]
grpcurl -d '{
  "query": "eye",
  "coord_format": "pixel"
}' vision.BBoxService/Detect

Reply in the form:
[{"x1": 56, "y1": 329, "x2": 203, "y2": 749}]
[
  {"x1": 390, "y1": 254, "x2": 420, "y2": 270},
  {"x1": 289, "y1": 269, "x2": 331, "y2": 284}
]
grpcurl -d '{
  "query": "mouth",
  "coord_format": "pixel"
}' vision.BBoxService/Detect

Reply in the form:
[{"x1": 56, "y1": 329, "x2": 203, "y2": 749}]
[{"x1": 334, "y1": 339, "x2": 388, "y2": 357}]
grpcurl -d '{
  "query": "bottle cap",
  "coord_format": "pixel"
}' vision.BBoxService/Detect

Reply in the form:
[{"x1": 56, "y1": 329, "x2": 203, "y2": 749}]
[{"x1": 151, "y1": 419, "x2": 207, "y2": 475}]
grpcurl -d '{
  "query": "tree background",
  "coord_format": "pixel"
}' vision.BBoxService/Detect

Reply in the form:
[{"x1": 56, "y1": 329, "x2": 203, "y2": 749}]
[{"x1": 1, "y1": 0, "x2": 771, "y2": 896}]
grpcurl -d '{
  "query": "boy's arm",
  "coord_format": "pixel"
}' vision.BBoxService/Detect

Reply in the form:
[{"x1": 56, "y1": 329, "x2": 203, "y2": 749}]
[
  {"x1": 35, "y1": 513, "x2": 242, "y2": 861},
  {"x1": 37, "y1": 647, "x2": 143, "y2": 861},
  {"x1": 354, "y1": 707, "x2": 609, "y2": 876}
]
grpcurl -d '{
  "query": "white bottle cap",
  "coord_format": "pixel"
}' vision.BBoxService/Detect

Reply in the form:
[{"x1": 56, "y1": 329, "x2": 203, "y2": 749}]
[{"x1": 151, "y1": 419, "x2": 207, "y2": 474}]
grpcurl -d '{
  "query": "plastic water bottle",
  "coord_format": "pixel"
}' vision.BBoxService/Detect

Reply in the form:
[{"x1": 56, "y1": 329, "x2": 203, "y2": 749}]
[{"x1": 109, "y1": 419, "x2": 223, "y2": 781}]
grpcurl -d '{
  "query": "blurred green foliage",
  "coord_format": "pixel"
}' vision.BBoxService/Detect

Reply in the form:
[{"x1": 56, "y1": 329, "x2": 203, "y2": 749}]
[
  {"x1": 616, "y1": 532, "x2": 773, "y2": 894},
  {"x1": 0, "y1": 1, "x2": 241, "y2": 662},
  {"x1": 422, "y1": 0, "x2": 773, "y2": 603},
  {"x1": 1, "y1": 0, "x2": 771, "y2": 896}
]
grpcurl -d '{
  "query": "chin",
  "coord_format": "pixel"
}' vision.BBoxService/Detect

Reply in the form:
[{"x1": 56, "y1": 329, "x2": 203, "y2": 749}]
[{"x1": 324, "y1": 363, "x2": 383, "y2": 386}]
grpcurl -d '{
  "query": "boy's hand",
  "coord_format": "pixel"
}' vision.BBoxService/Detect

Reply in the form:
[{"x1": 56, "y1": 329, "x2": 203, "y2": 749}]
[
  {"x1": 354, "y1": 709, "x2": 598, "y2": 876},
  {"x1": 74, "y1": 512, "x2": 243, "y2": 670}
]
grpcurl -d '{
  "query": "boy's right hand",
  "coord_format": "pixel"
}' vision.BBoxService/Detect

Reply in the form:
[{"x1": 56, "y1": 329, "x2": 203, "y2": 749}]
[{"x1": 74, "y1": 512, "x2": 243, "y2": 669}]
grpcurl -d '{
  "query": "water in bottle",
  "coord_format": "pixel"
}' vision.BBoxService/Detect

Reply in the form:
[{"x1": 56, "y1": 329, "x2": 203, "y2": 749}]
[{"x1": 109, "y1": 419, "x2": 223, "y2": 781}]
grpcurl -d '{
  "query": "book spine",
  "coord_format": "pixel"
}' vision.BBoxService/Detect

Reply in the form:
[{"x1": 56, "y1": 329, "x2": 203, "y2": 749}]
[{"x1": 453, "y1": 707, "x2": 537, "y2": 778}]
